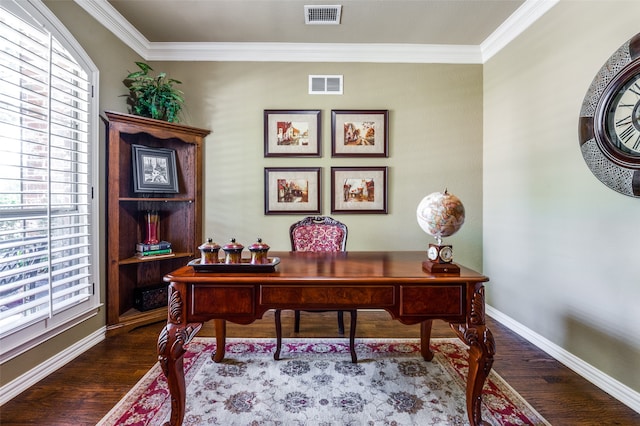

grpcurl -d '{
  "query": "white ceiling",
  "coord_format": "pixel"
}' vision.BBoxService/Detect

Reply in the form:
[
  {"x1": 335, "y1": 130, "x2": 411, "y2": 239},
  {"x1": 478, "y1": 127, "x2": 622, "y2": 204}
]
[
  {"x1": 106, "y1": 0, "x2": 524, "y2": 44},
  {"x1": 75, "y1": 0, "x2": 558, "y2": 63}
]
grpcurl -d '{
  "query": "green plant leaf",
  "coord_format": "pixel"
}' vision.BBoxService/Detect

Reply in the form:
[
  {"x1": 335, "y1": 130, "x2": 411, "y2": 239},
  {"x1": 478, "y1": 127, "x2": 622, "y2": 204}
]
[
  {"x1": 126, "y1": 71, "x2": 145, "y2": 79},
  {"x1": 135, "y1": 61, "x2": 152, "y2": 73},
  {"x1": 123, "y1": 62, "x2": 184, "y2": 122}
]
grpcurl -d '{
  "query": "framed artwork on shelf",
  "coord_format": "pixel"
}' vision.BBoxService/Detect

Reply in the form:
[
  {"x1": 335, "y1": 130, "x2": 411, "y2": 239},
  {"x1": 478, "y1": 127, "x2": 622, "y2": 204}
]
[
  {"x1": 331, "y1": 110, "x2": 388, "y2": 157},
  {"x1": 331, "y1": 166, "x2": 388, "y2": 214},
  {"x1": 264, "y1": 167, "x2": 321, "y2": 215},
  {"x1": 131, "y1": 144, "x2": 179, "y2": 193},
  {"x1": 264, "y1": 109, "x2": 321, "y2": 157}
]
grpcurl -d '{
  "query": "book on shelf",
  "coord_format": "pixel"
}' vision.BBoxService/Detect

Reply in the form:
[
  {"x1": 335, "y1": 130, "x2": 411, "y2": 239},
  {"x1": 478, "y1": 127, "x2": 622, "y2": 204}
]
[
  {"x1": 135, "y1": 250, "x2": 175, "y2": 260},
  {"x1": 136, "y1": 240, "x2": 172, "y2": 252},
  {"x1": 136, "y1": 248, "x2": 172, "y2": 256}
]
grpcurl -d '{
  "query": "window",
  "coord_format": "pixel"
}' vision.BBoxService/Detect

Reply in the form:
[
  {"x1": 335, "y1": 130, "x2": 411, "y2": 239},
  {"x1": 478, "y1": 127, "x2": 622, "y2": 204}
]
[{"x1": 0, "y1": 0, "x2": 99, "y2": 361}]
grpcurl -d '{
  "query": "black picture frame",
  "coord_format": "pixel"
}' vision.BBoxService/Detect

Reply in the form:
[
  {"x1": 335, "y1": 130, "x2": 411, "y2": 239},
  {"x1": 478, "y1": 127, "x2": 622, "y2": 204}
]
[
  {"x1": 331, "y1": 166, "x2": 388, "y2": 214},
  {"x1": 331, "y1": 110, "x2": 389, "y2": 157},
  {"x1": 132, "y1": 144, "x2": 179, "y2": 193},
  {"x1": 264, "y1": 109, "x2": 321, "y2": 157},
  {"x1": 264, "y1": 167, "x2": 321, "y2": 215}
]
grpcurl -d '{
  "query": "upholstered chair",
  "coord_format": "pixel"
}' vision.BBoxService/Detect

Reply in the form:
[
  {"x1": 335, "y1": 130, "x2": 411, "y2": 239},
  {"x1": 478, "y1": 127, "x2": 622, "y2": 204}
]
[{"x1": 274, "y1": 216, "x2": 357, "y2": 361}]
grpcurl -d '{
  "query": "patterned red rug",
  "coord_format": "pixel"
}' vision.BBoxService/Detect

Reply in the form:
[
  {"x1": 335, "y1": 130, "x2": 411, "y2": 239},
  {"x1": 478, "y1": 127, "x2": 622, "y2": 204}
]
[{"x1": 98, "y1": 338, "x2": 549, "y2": 425}]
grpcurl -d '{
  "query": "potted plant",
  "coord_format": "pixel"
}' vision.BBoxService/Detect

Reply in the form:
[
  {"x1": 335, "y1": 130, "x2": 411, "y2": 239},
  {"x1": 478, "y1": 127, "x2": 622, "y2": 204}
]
[{"x1": 123, "y1": 61, "x2": 185, "y2": 123}]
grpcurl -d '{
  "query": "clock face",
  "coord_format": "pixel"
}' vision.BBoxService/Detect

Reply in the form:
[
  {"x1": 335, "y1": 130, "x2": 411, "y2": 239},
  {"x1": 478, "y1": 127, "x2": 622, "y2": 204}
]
[
  {"x1": 439, "y1": 246, "x2": 453, "y2": 263},
  {"x1": 606, "y1": 72, "x2": 640, "y2": 155},
  {"x1": 579, "y1": 32, "x2": 640, "y2": 197},
  {"x1": 427, "y1": 246, "x2": 438, "y2": 261}
]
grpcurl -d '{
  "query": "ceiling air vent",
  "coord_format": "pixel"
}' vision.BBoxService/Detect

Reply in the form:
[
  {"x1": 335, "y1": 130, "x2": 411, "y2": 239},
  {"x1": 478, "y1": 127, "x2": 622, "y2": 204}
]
[
  {"x1": 304, "y1": 5, "x2": 342, "y2": 25},
  {"x1": 309, "y1": 75, "x2": 343, "y2": 95}
]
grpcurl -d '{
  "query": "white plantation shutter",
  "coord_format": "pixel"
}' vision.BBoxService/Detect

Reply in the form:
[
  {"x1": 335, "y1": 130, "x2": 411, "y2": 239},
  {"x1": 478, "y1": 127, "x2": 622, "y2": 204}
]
[{"x1": 0, "y1": 0, "x2": 99, "y2": 359}]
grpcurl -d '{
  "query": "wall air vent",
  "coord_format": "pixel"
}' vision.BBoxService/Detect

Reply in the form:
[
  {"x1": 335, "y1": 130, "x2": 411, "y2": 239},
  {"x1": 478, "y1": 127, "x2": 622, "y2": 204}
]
[
  {"x1": 309, "y1": 75, "x2": 343, "y2": 95},
  {"x1": 304, "y1": 5, "x2": 342, "y2": 25}
]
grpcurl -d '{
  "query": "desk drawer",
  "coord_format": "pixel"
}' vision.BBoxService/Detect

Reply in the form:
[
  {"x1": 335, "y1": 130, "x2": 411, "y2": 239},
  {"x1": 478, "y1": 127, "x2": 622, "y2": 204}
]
[
  {"x1": 190, "y1": 284, "x2": 254, "y2": 316},
  {"x1": 260, "y1": 285, "x2": 395, "y2": 308},
  {"x1": 400, "y1": 285, "x2": 463, "y2": 316}
]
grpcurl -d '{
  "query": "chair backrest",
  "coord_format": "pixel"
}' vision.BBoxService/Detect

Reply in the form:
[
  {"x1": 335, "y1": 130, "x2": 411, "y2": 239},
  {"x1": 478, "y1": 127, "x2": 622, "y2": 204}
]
[{"x1": 289, "y1": 216, "x2": 347, "y2": 252}]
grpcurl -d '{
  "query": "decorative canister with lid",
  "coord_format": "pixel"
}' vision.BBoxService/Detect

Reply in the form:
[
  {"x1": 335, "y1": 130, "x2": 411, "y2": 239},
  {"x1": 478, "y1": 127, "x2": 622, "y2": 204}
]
[
  {"x1": 197, "y1": 237, "x2": 221, "y2": 264},
  {"x1": 222, "y1": 238, "x2": 244, "y2": 264},
  {"x1": 248, "y1": 238, "x2": 270, "y2": 264}
]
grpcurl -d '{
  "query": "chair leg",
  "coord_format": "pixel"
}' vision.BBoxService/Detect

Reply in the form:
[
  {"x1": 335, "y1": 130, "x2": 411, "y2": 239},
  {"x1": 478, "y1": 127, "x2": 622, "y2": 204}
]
[
  {"x1": 420, "y1": 319, "x2": 434, "y2": 361},
  {"x1": 337, "y1": 311, "x2": 345, "y2": 334},
  {"x1": 294, "y1": 310, "x2": 301, "y2": 332},
  {"x1": 349, "y1": 310, "x2": 357, "y2": 363},
  {"x1": 274, "y1": 309, "x2": 283, "y2": 360}
]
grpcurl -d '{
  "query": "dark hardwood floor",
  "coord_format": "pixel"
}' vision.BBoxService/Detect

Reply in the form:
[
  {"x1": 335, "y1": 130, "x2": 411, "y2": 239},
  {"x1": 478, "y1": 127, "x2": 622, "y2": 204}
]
[{"x1": 1, "y1": 311, "x2": 639, "y2": 425}]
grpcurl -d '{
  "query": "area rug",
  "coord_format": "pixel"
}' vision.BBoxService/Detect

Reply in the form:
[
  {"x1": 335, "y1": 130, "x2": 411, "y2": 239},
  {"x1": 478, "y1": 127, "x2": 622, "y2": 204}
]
[{"x1": 98, "y1": 338, "x2": 549, "y2": 426}]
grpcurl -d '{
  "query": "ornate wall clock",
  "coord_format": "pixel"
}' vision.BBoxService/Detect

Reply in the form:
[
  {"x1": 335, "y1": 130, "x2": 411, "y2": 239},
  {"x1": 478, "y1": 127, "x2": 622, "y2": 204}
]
[{"x1": 579, "y1": 32, "x2": 640, "y2": 197}]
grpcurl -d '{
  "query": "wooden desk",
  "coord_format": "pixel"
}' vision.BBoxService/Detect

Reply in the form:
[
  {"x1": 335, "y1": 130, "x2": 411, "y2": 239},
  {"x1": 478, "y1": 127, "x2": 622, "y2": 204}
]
[{"x1": 157, "y1": 251, "x2": 494, "y2": 426}]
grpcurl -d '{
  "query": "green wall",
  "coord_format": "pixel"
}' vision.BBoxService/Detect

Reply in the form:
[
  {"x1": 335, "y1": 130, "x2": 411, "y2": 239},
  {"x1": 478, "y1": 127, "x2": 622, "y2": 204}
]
[
  {"x1": 2, "y1": 1, "x2": 483, "y2": 386},
  {"x1": 14, "y1": 0, "x2": 638, "y2": 400},
  {"x1": 484, "y1": 0, "x2": 640, "y2": 391},
  {"x1": 170, "y1": 61, "x2": 483, "y2": 259}
]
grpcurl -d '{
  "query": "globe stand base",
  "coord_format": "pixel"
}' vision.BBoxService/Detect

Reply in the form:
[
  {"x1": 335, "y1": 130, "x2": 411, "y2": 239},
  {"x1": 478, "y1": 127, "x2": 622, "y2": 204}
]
[{"x1": 422, "y1": 261, "x2": 460, "y2": 275}]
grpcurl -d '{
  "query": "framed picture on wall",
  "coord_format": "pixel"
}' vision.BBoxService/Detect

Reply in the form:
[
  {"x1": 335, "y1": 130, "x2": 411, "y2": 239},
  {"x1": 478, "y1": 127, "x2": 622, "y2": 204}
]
[
  {"x1": 331, "y1": 110, "x2": 388, "y2": 157},
  {"x1": 131, "y1": 144, "x2": 179, "y2": 193},
  {"x1": 264, "y1": 167, "x2": 321, "y2": 214},
  {"x1": 264, "y1": 110, "x2": 321, "y2": 157},
  {"x1": 331, "y1": 166, "x2": 388, "y2": 214}
]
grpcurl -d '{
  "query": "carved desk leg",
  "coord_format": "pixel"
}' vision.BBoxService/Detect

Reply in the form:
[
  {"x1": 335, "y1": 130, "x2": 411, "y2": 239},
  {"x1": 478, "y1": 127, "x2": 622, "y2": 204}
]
[
  {"x1": 157, "y1": 284, "x2": 202, "y2": 426},
  {"x1": 452, "y1": 285, "x2": 496, "y2": 426},
  {"x1": 420, "y1": 320, "x2": 434, "y2": 361}
]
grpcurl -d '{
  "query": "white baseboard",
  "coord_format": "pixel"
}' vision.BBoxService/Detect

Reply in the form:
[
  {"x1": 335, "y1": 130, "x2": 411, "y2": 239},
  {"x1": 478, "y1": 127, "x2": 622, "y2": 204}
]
[
  {"x1": 487, "y1": 305, "x2": 640, "y2": 414},
  {"x1": 0, "y1": 327, "x2": 106, "y2": 405}
]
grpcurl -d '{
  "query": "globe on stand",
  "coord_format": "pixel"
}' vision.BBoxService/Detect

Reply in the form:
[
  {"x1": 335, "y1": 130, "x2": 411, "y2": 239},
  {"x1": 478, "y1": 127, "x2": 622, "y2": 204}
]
[{"x1": 416, "y1": 189, "x2": 465, "y2": 274}]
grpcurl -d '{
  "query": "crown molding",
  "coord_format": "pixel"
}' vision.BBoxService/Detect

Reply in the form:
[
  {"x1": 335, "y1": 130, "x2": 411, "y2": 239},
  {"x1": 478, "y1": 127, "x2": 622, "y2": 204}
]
[
  {"x1": 74, "y1": 0, "x2": 149, "y2": 56},
  {"x1": 481, "y1": 0, "x2": 560, "y2": 62},
  {"x1": 75, "y1": 0, "x2": 557, "y2": 64},
  {"x1": 144, "y1": 42, "x2": 482, "y2": 64}
]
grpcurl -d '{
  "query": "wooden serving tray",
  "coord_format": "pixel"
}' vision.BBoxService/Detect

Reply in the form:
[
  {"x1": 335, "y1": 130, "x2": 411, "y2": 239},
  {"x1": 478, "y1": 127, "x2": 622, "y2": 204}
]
[{"x1": 188, "y1": 257, "x2": 280, "y2": 273}]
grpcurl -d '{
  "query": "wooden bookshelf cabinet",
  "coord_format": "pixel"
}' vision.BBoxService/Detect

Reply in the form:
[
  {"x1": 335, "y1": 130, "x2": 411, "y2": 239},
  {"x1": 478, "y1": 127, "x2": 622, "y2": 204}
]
[{"x1": 104, "y1": 111, "x2": 210, "y2": 335}]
